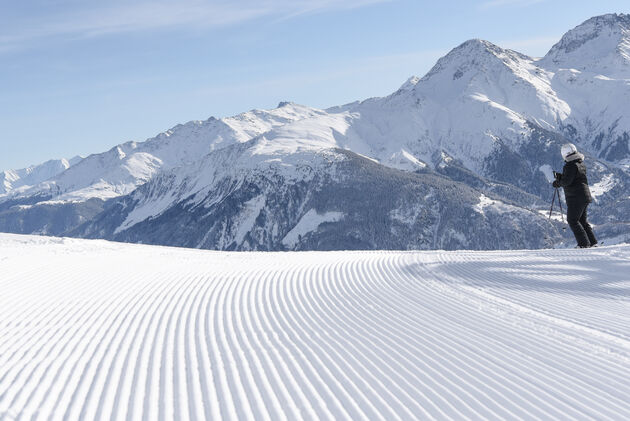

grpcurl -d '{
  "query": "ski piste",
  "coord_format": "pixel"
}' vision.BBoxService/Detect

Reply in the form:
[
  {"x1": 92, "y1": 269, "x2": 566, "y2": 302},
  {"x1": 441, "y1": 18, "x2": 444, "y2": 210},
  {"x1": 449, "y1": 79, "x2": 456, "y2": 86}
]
[{"x1": 1, "y1": 233, "x2": 629, "y2": 419}]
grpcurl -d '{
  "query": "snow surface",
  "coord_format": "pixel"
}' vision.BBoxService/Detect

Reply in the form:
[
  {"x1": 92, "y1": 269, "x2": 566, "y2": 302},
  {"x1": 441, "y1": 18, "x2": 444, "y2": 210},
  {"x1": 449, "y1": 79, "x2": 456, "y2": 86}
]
[
  {"x1": 282, "y1": 209, "x2": 344, "y2": 247},
  {"x1": 474, "y1": 194, "x2": 521, "y2": 216},
  {"x1": 232, "y1": 195, "x2": 267, "y2": 245},
  {"x1": 590, "y1": 173, "x2": 616, "y2": 198},
  {"x1": 1, "y1": 234, "x2": 629, "y2": 420}
]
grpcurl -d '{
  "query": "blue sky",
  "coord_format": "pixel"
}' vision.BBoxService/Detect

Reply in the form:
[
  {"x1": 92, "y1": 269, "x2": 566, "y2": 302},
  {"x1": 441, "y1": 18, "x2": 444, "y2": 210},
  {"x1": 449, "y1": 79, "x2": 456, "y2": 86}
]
[{"x1": 0, "y1": 0, "x2": 628, "y2": 170}]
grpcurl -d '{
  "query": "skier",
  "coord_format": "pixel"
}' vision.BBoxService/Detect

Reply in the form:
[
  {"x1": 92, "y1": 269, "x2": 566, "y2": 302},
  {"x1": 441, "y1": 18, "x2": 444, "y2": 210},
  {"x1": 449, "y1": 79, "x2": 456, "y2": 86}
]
[{"x1": 552, "y1": 143, "x2": 597, "y2": 248}]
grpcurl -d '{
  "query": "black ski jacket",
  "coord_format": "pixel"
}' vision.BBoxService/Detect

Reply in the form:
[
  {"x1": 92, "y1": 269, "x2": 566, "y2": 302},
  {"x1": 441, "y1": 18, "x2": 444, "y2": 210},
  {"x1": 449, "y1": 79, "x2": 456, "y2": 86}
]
[{"x1": 556, "y1": 157, "x2": 592, "y2": 204}]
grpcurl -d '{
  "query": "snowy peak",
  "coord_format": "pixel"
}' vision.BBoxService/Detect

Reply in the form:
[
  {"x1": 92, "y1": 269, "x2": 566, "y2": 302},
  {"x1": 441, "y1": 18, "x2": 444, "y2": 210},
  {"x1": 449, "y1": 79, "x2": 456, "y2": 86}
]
[
  {"x1": 422, "y1": 39, "x2": 532, "y2": 83},
  {"x1": 542, "y1": 13, "x2": 630, "y2": 74}
]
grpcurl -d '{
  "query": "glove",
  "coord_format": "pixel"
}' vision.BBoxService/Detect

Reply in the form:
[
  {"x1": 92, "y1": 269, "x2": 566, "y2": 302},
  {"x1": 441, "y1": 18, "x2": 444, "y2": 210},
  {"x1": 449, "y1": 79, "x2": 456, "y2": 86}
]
[{"x1": 552, "y1": 180, "x2": 560, "y2": 188}]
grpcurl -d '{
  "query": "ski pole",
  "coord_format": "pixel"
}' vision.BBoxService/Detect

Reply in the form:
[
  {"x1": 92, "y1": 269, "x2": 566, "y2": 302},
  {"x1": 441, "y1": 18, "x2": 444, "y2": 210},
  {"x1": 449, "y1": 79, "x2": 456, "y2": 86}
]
[
  {"x1": 556, "y1": 189, "x2": 567, "y2": 226},
  {"x1": 548, "y1": 187, "x2": 557, "y2": 220},
  {"x1": 556, "y1": 187, "x2": 565, "y2": 225}
]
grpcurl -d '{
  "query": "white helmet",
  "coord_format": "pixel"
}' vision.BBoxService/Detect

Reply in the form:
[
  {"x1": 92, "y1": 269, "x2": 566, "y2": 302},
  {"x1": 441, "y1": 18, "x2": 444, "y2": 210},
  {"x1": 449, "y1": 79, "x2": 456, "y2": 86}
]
[{"x1": 561, "y1": 143, "x2": 578, "y2": 160}]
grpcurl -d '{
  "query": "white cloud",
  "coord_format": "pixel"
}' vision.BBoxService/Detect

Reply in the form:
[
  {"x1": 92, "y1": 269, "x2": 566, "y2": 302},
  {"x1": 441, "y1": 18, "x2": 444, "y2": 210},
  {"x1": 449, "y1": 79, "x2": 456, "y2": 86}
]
[{"x1": 0, "y1": 0, "x2": 391, "y2": 51}]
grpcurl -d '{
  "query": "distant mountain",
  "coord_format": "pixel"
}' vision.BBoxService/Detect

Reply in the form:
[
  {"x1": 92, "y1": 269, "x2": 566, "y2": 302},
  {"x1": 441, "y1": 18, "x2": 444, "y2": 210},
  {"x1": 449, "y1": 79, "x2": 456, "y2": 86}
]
[
  {"x1": 72, "y1": 145, "x2": 559, "y2": 251},
  {"x1": 2, "y1": 103, "x2": 324, "y2": 203},
  {"x1": 0, "y1": 156, "x2": 82, "y2": 195},
  {"x1": 541, "y1": 13, "x2": 630, "y2": 75},
  {"x1": 2, "y1": 13, "x2": 630, "y2": 249}
]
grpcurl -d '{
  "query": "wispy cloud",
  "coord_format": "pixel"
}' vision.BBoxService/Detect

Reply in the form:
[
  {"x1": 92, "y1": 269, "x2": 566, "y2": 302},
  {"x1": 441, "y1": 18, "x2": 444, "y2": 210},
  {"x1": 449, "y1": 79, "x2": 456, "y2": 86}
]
[
  {"x1": 272, "y1": 0, "x2": 394, "y2": 21},
  {"x1": 0, "y1": 0, "x2": 391, "y2": 51},
  {"x1": 479, "y1": 0, "x2": 547, "y2": 9}
]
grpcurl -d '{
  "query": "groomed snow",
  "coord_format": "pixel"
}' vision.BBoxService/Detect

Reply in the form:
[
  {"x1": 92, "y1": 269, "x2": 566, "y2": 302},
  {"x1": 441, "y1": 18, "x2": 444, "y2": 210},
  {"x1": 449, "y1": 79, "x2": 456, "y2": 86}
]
[{"x1": 1, "y1": 234, "x2": 629, "y2": 420}]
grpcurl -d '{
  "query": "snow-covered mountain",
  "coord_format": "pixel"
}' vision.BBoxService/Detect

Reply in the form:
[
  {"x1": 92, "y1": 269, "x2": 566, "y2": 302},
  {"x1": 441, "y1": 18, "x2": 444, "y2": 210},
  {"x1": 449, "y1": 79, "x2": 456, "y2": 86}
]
[
  {"x1": 73, "y1": 145, "x2": 558, "y2": 250},
  {"x1": 1, "y1": 13, "x2": 630, "y2": 249},
  {"x1": 0, "y1": 156, "x2": 82, "y2": 195},
  {"x1": 541, "y1": 13, "x2": 630, "y2": 75},
  {"x1": 3, "y1": 103, "x2": 324, "y2": 203}
]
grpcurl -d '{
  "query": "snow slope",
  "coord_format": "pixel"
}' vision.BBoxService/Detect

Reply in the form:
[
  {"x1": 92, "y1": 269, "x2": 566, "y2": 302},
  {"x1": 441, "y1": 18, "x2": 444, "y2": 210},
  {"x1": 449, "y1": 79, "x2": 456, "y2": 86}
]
[{"x1": 1, "y1": 234, "x2": 629, "y2": 420}]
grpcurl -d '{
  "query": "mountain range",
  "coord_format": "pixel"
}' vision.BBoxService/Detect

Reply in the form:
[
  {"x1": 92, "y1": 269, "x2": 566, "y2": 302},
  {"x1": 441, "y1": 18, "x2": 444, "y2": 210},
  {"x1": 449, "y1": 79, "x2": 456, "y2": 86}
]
[{"x1": 2, "y1": 13, "x2": 630, "y2": 250}]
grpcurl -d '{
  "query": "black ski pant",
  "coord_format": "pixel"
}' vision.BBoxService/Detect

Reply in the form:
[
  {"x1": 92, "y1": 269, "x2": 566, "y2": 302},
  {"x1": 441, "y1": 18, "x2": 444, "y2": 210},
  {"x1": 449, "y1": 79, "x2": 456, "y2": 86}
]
[{"x1": 566, "y1": 200, "x2": 597, "y2": 247}]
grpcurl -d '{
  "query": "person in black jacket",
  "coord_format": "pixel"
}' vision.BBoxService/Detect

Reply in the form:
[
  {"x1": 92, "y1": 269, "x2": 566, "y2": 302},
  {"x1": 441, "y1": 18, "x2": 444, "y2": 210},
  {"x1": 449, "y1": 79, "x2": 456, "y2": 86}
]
[{"x1": 553, "y1": 143, "x2": 597, "y2": 248}]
